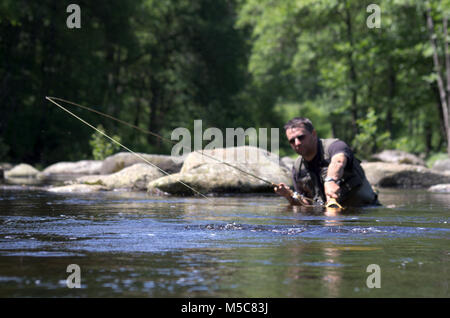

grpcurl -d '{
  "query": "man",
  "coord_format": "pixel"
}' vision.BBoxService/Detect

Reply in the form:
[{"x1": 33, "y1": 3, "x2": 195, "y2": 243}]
[{"x1": 274, "y1": 117, "x2": 379, "y2": 207}]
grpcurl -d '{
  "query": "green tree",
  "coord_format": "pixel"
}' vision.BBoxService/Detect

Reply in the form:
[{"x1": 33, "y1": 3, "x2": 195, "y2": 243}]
[
  {"x1": 0, "y1": 0, "x2": 253, "y2": 165},
  {"x1": 236, "y1": 0, "x2": 447, "y2": 156}
]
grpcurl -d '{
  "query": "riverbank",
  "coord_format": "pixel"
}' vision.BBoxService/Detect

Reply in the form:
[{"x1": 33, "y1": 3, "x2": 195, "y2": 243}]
[{"x1": 2, "y1": 147, "x2": 450, "y2": 195}]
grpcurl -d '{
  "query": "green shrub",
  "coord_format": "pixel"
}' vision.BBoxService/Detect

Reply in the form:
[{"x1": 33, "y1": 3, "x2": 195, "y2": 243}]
[
  {"x1": 89, "y1": 125, "x2": 121, "y2": 160},
  {"x1": 425, "y1": 152, "x2": 448, "y2": 168},
  {"x1": 353, "y1": 109, "x2": 391, "y2": 159}
]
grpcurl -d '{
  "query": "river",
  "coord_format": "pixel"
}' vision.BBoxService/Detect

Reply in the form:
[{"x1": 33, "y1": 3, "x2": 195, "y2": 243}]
[{"x1": 0, "y1": 181, "x2": 448, "y2": 298}]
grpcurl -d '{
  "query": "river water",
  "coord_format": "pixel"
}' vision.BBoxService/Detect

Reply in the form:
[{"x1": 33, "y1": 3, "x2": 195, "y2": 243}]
[{"x1": 0, "y1": 180, "x2": 448, "y2": 298}]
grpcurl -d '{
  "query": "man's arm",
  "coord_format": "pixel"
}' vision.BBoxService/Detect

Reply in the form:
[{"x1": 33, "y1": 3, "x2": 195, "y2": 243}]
[
  {"x1": 327, "y1": 152, "x2": 347, "y2": 180},
  {"x1": 324, "y1": 153, "x2": 347, "y2": 199}
]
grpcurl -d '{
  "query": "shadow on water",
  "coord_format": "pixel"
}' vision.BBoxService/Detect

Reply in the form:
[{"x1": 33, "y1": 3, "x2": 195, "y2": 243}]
[{"x1": 0, "y1": 183, "x2": 448, "y2": 297}]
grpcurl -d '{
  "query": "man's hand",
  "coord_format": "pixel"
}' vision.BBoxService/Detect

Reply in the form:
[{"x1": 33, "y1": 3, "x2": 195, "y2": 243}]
[
  {"x1": 273, "y1": 183, "x2": 293, "y2": 198},
  {"x1": 273, "y1": 183, "x2": 310, "y2": 205},
  {"x1": 324, "y1": 180, "x2": 341, "y2": 199}
]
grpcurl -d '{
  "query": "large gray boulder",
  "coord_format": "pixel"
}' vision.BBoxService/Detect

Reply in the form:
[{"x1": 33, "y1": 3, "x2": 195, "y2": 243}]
[
  {"x1": 74, "y1": 163, "x2": 165, "y2": 191},
  {"x1": 148, "y1": 146, "x2": 292, "y2": 195},
  {"x1": 428, "y1": 184, "x2": 450, "y2": 193},
  {"x1": 4, "y1": 164, "x2": 39, "y2": 178},
  {"x1": 100, "y1": 152, "x2": 183, "y2": 175},
  {"x1": 361, "y1": 162, "x2": 450, "y2": 188},
  {"x1": 370, "y1": 150, "x2": 426, "y2": 166},
  {"x1": 432, "y1": 158, "x2": 450, "y2": 171},
  {"x1": 40, "y1": 160, "x2": 103, "y2": 176},
  {"x1": 280, "y1": 156, "x2": 295, "y2": 171}
]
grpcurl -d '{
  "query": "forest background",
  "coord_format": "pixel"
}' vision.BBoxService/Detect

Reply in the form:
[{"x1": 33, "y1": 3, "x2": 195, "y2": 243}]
[{"x1": 1, "y1": 0, "x2": 449, "y2": 169}]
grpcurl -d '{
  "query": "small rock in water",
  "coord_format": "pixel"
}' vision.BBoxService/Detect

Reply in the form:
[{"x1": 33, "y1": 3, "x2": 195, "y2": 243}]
[
  {"x1": 428, "y1": 184, "x2": 450, "y2": 193},
  {"x1": 47, "y1": 184, "x2": 107, "y2": 193}
]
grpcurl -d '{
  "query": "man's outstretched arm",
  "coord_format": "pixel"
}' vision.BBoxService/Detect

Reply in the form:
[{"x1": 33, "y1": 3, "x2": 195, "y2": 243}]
[{"x1": 324, "y1": 153, "x2": 347, "y2": 199}]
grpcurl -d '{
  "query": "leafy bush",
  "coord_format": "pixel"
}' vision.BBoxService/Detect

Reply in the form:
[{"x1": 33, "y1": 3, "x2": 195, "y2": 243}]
[
  {"x1": 425, "y1": 152, "x2": 449, "y2": 168},
  {"x1": 353, "y1": 109, "x2": 391, "y2": 159},
  {"x1": 89, "y1": 125, "x2": 121, "y2": 160}
]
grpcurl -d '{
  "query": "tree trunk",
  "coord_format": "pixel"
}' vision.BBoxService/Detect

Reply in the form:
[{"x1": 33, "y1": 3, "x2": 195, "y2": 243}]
[
  {"x1": 426, "y1": 8, "x2": 450, "y2": 155},
  {"x1": 433, "y1": 84, "x2": 447, "y2": 148},
  {"x1": 444, "y1": 16, "x2": 450, "y2": 136},
  {"x1": 386, "y1": 61, "x2": 396, "y2": 139}
]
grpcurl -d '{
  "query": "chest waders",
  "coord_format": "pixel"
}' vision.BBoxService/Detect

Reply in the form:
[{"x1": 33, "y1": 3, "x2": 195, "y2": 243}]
[{"x1": 293, "y1": 139, "x2": 379, "y2": 207}]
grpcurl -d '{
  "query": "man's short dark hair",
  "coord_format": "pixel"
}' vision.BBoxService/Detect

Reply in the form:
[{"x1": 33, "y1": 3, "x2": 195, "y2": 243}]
[{"x1": 284, "y1": 117, "x2": 314, "y2": 133}]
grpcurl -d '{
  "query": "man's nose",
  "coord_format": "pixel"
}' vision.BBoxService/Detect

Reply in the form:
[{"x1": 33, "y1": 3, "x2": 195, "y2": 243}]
[{"x1": 295, "y1": 137, "x2": 302, "y2": 146}]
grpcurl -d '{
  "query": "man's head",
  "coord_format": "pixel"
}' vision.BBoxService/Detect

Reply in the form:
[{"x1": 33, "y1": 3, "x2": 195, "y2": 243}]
[{"x1": 284, "y1": 117, "x2": 318, "y2": 160}]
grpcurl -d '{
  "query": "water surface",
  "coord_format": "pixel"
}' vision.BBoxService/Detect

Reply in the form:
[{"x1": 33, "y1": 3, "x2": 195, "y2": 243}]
[{"x1": 0, "y1": 184, "x2": 448, "y2": 297}]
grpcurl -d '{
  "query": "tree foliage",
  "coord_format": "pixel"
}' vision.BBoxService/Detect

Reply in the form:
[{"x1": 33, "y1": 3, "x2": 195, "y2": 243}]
[
  {"x1": 0, "y1": 0, "x2": 448, "y2": 164},
  {"x1": 237, "y1": 0, "x2": 449, "y2": 158}
]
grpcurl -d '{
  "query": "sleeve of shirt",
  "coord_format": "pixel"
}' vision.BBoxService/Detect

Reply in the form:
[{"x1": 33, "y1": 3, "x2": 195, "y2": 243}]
[{"x1": 327, "y1": 140, "x2": 353, "y2": 170}]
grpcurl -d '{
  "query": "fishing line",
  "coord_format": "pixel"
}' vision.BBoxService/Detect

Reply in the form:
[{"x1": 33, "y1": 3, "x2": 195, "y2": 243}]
[
  {"x1": 46, "y1": 96, "x2": 275, "y2": 186},
  {"x1": 45, "y1": 96, "x2": 209, "y2": 199},
  {"x1": 46, "y1": 96, "x2": 323, "y2": 208}
]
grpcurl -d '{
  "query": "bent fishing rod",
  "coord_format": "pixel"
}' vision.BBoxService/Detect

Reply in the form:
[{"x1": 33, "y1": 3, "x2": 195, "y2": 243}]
[
  {"x1": 45, "y1": 96, "x2": 209, "y2": 199},
  {"x1": 46, "y1": 96, "x2": 276, "y2": 185},
  {"x1": 45, "y1": 96, "x2": 321, "y2": 207}
]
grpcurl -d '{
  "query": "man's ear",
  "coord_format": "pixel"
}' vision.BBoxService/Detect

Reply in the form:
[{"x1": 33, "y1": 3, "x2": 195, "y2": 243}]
[{"x1": 312, "y1": 130, "x2": 317, "y2": 138}]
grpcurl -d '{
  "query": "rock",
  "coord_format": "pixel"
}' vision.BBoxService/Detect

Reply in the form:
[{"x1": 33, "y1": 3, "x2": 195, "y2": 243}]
[
  {"x1": 4, "y1": 164, "x2": 39, "y2": 178},
  {"x1": 74, "y1": 163, "x2": 165, "y2": 191},
  {"x1": 370, "y1": 150, "x2": 426, "y2": 166},
  {"x1": 47, "y1": 184, "x2": 107, "y2": 193},
  {"x1": 181, "y1": 146, "x2": 284, "y2": 172},
  {"x1": 4, "y1": 177, "x2": 43, "y2": 186},
  {"x1": 100, "y1": 152, "x2": 183, "y2": 175},
  {"x1": 0, "y1": 163, "x2": 13, "y2": 170},
  {"x1": 148, "y1": 163, "x2": 286, "y2": 195},
  {"x1": 40, "y1": 160, "x2": 103, "y2": 176},
  {"x1": 361, "y1": 162, "x2": 450, "y2": 188},
  {"x1": 428, "y1": 184, "x2": 450, "y2": 193},
  {"x1": 148, "y1": 146, "x2": 292, "y2": 195},
  {"x1": 432, "y1": 158, "x2": 450, "y2": 171},
  {"x1": 280, "y1": 156, "x2": 295, "y2": 171}
]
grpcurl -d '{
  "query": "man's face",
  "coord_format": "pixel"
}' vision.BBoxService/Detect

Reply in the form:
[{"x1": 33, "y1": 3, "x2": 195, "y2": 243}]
[{"x1": 286, "y1": 126, "x2": 317, "y2": 159}]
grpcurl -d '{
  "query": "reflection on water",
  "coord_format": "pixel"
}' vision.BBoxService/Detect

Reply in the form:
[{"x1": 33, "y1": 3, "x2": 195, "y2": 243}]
[{"x1": 0, "y1": 185, "x2": 448, "y2": 297}]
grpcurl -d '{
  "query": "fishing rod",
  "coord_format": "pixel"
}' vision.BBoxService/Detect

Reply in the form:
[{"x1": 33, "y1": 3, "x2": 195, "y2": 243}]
[
  {"x1": 46, "y1": 96, "x2": 276, "y2": 186},
  {"x1": 45, "y1": 96, "x2": 323, "y2": 207},
  {"x1": 45, "y1": 96, "x2": 209, "y2": 199}
]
